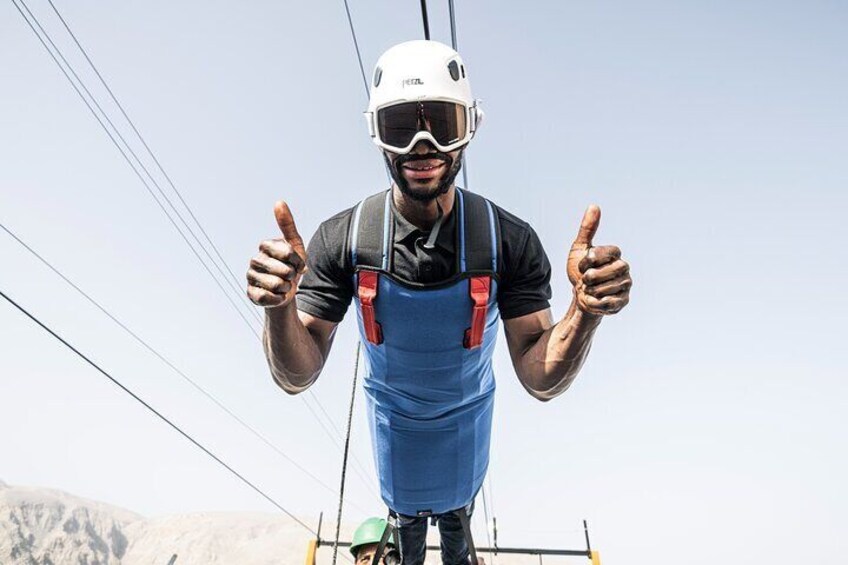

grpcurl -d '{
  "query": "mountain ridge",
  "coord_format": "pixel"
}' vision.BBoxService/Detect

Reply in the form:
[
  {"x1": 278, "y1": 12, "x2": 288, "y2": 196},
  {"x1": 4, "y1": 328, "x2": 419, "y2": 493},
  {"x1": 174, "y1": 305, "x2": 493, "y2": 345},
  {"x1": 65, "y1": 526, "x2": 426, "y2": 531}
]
[{"x1": 0, "y1": 481, "x2": 319, "y2": 564}]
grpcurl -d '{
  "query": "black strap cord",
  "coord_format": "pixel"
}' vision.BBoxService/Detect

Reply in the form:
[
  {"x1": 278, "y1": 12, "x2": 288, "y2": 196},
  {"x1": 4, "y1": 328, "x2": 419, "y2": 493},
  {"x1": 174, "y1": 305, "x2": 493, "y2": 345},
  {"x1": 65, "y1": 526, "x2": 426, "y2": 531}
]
[
  {"x1": 370, "y1": 513, "x2": 399, "y2": 565},
  {"x1": 456, "y1": 506, "x2": 480, "y2": 565},
  {"x1": 419, "y1": 0, "x2": 431, "y2": 40},
  {"x1": 331, "y1": 344, "x2": 363, "y2": 564}
]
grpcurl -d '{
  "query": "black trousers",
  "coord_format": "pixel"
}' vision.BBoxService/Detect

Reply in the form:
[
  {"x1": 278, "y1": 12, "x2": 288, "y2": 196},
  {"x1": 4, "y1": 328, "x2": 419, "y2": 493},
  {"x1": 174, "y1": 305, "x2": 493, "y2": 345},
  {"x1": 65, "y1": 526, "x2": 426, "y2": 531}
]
[{"x1": 396, "y1": 506, "x2": 473, "y2": 565}]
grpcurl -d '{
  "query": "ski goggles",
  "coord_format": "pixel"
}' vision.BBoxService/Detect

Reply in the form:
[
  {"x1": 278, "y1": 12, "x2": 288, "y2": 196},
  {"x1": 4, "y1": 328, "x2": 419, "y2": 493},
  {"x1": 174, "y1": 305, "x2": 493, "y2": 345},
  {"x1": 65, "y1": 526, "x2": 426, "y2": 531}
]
[{"x1": 366, "y1": 100, "x2": 481, "y2": 154}]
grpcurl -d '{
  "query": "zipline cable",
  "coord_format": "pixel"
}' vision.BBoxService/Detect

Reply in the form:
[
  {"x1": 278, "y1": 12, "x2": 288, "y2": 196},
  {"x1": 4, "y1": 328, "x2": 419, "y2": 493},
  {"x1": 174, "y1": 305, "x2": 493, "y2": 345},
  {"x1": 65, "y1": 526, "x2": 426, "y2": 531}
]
[
  {"x1": 447, "y1": 3, "x2": 494, "y2": 556},
  {"x1": 19, "y1": 0, "x2": 262, "y2": 329},
  {"x1": 485, "y1": 473, "x2": 499, "y2": 559},
  {"x1": 300, "y1": 392, "x2": 380, "y2": 500},
  {"x1": 13, "y1": 0, "x2": 373, "y2": 487},
  {"x1": 336, "y1": 0, "x2": 415, "y2": 515},
  {"x1": 44, "y1": 10, "x2": 380, "y2": 485},
  {"x1": 0, "y1": 286, "x2": 317, "y2": 537},
  {"x1": 44, "y1": 0, "x2": 254, "y2": 319},
  {"x1": 0, "y1": 220, "x2": 375, "y2": 514},
  {"x1": 340, "y1": 0, "x2": 394, "y2": 189},
  {"x1": 419, "y1": 0, "x2": 431, "y2": 40},
  {"x1": 331, "y1": 343, "x2": 362, "y2": 564},
  {"x1": 10, "y1": 0, "x2": 262, "y2": 333},
  {"x1": 341, "y1": 0, "x2": 369, "y2": 95},
  {"x1": 481, "y1": 482, "x2": 494, "y2": 561},
  {"x1": 447, "y1": 0, "x2": 471, "y2": 193},
  {"x1": 448, "y1": 0, "x2": 458, "y2": 48}
]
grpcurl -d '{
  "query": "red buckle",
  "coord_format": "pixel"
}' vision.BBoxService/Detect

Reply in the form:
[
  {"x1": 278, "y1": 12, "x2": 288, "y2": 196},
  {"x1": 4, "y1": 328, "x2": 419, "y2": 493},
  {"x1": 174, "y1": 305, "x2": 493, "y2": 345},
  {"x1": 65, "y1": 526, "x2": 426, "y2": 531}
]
[
  {"x1": 464, "y1": 276, "x2": 491, "y2": 349},
  {"x1": 357, "y1": 271, "x2": 383, "y2": 345}
]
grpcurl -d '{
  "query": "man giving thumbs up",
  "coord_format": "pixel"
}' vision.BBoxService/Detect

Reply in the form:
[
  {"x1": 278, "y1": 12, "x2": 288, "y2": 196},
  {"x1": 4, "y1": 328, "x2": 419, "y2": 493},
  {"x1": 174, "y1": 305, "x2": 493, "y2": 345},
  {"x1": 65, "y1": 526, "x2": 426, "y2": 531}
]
[
  {"x1": 247, "y1": 40, "x2": 632, "y2": 565},
  {"x1": 246, "y1": 201, "x2": 307, "y2": 309},
  {"x1": 569, "y1": 205, "x2": 631, "y2": 316}
]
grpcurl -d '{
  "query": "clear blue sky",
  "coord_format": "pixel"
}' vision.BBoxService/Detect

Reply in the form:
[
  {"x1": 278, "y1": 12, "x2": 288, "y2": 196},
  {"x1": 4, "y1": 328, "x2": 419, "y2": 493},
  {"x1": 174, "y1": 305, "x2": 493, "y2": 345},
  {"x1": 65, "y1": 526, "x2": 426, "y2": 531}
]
[{"x1": 1, "y1": 1, "x2": 846, "y2": 563}]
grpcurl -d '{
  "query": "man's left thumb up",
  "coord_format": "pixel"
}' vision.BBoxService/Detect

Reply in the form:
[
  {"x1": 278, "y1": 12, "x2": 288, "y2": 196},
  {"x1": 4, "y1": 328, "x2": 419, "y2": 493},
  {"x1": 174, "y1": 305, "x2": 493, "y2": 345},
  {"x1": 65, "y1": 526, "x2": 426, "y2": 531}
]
[{"x1": 572, "y1": 205, "x2": 601, "y2": 251}]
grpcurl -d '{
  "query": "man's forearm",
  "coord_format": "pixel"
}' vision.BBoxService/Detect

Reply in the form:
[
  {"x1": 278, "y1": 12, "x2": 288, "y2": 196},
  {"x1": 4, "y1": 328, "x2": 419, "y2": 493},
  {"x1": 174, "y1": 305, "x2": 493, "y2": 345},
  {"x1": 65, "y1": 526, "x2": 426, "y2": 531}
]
[
  {"x1": 518, "y1": 298, "x2": 603, "y2": 400},
  {"x1": 263, "y1": 302, "x2": 325, "y2": 394}
]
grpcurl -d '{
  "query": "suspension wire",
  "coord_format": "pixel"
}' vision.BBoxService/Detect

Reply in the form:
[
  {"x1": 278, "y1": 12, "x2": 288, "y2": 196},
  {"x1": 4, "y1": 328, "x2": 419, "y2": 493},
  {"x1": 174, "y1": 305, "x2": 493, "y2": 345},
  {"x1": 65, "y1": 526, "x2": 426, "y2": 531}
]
[
  {"x1": 0, "y1": 220, "x2": 377, "y2": 514},
  {"x1": 10, "y1": 0, "x2": 262, "y2": 333},
  {"x1": 340, "y1": 0, "x2": 394, "y2": 191},
  {"x1": 335, "y1": 0, "x2": 401, "y2": 515},
  {"x1": 341, "y1": 0, "x2": 369, "y2": 95},
  {"x1": 0, "y1": 287, "x2": 317, "y2": 536},
  {"x1": 300, "y1": 390, "x2": 381, "y2": 500},
  {"x1": 447, "y1": 5, "x2": 492, "y2": 559},
  {"x1": 13, "y1": 0, "x2": 366, "y2": 478},
  {"x1": 419, "y1": 0, "x2": 431, "y2": 40},
  {"x1": 485, "y1": 470, "x2": 499, "y2": 562},
  {"x1": 447, "y1": 0, "x2": 471, "y2": 192},
  {"x1": 481, "y1": 480, "x2": 494, "y2": 560},
  {"x1": 448, "y1": 0, "x2": 458, "y2": 48},
  {"x1": 20, "y1": 0, "x2": 413, "y2": 533},
  {"x1": 331, "y1": 344, "x2": 362, "y2": 564},
  {"x1": 486, "y1": 471, "x2": 498, "y2": 531},
  {"x1": 19, "y1": 0, "x2": 261, "y2": 327},
  {"x1": 44, "y1": 0, "x2": 253, "y2": 317}
]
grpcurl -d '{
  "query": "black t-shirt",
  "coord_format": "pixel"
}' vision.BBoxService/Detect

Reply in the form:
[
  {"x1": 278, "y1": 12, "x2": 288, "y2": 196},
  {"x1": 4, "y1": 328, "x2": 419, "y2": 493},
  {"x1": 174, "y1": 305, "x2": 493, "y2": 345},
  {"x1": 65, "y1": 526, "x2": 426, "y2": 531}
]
[{"x1": 297, "y1": 193, "x2": 552, "y2": 323}]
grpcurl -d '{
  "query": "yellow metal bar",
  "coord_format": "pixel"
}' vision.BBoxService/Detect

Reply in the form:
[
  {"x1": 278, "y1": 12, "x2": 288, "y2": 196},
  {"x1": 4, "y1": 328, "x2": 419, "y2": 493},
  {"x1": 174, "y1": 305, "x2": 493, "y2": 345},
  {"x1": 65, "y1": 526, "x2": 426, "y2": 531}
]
[
  {"x1": 590, "y1": 550, "x2": 601, "y2": 565},
  {"x1": 304, "y1": 539, "x2": 317, "y2": 565}
]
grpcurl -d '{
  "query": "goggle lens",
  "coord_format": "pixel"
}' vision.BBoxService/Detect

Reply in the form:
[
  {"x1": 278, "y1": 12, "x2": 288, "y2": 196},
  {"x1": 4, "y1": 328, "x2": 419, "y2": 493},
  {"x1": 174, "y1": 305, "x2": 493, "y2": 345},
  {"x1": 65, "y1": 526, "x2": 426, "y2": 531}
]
[{"x1": 377, "y1": 101, "x2": 467, "y2": 151}]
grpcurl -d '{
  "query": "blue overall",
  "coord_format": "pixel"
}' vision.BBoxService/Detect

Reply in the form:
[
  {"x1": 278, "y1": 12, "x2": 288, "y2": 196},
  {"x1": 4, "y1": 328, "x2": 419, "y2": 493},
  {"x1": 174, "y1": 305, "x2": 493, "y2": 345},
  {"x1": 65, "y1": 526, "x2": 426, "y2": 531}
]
[{"x1": 351, "y1": 188, "x2": 500, "y2": 516}]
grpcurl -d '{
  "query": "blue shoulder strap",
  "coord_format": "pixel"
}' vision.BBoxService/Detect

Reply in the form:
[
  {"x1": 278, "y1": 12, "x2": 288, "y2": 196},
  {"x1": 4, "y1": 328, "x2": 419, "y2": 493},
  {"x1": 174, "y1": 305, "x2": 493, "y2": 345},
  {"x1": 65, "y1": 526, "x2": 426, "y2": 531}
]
[
  {"x1": 350, "y1": 190, "x2": 392, "y2": 270},
  {"x1": 457, "y1": 188, "x2": 499, "y2": 274}
]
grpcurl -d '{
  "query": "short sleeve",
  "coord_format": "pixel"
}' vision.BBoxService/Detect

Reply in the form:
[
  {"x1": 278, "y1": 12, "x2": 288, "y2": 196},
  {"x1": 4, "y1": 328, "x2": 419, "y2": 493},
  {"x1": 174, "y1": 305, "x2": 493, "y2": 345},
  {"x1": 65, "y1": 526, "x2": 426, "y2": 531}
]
[
  {"x1": 497, "y1": 212, "x2": 552, "y2": 320},
  {"x1": 296, "y1": 210, "x2": 355, "y2": 323}
]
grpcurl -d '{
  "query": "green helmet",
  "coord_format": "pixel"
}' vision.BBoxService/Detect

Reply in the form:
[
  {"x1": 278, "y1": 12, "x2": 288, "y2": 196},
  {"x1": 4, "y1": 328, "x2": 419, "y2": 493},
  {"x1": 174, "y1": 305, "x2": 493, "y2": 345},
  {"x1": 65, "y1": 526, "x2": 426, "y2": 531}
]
[{"x1": 350, "y1": 517, "x2": 392, "y2": 557}]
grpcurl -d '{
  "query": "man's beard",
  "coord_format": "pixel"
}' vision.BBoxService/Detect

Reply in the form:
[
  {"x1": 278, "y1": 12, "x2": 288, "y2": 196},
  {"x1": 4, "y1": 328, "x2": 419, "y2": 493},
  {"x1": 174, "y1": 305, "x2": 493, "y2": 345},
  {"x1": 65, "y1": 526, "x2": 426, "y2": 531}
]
[{"x1": 384, "y1": 149, "x2": 464, "y2": 202}]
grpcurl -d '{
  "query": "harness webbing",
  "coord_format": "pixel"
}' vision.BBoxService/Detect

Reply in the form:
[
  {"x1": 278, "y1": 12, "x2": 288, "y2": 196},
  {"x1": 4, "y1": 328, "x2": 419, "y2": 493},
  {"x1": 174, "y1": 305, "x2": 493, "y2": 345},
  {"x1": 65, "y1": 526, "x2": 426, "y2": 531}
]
[{"x1": 350, "y1": 188, "x2": 500, "y2": 275}]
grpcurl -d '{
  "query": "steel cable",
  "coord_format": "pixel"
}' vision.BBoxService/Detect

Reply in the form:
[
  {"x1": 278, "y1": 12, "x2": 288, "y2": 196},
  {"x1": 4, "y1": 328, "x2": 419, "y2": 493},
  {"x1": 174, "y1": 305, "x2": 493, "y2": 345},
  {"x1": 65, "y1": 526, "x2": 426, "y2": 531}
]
[
  {"x1": 0, "y1": 287, "x2": 317, "y2": 536},
  {"x1": 12, "y1": 0, "x2": 368, "y2": 484},
  {"x1": 0, "y1": 220, "x2": 374, "y2": 515}
]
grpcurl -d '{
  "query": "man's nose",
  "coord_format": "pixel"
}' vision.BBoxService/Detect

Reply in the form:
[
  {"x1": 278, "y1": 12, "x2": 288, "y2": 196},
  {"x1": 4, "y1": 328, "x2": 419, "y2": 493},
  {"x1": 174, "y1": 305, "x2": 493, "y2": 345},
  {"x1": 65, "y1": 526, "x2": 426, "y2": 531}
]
[{"x1": 411, "y1": 139, "x2": 437, "y2": 154}]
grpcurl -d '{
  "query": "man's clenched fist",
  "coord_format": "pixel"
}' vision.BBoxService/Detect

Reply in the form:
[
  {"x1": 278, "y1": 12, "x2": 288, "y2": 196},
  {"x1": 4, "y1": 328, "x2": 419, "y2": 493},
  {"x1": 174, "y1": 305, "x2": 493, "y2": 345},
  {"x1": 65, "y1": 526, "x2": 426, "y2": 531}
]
[
  {"x1": 247, "y1": 201, "x2": 307, "y2": 309},
  {"x1": 566, "y1": 205, "x2": 632, "y2": 316}
]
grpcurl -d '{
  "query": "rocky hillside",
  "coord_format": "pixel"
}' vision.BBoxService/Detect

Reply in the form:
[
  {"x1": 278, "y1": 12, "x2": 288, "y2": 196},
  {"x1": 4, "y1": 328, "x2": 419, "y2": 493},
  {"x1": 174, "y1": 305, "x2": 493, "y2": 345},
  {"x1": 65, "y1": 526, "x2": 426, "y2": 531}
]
[
  {"x1": 0, "y1": 479, "x2": 140, "y2": 564},
  {"x1": 0, "y1": 480, "x2": 575, "y2": 564},
  {"x1": 0, "y1": 480, "x2": 317, "y2": 564}
]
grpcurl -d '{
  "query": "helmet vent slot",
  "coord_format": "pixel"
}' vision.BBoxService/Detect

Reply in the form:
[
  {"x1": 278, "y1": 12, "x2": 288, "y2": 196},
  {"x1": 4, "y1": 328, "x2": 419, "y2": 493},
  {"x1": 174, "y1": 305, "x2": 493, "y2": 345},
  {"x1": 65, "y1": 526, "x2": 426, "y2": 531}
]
[
  {"x1": 374, "y1": 66, "x2": 383, "y2": 87},
  {"x1": 448, "y1": 60, "x2": 460, "y2": 81}
]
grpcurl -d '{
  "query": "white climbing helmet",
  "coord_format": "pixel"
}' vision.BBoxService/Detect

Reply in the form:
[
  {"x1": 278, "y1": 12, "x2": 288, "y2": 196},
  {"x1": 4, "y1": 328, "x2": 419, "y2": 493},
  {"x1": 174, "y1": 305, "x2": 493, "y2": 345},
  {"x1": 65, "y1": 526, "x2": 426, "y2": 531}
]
[{"x1": 364, "y1": 40, "x2": 484, "y2": 154}]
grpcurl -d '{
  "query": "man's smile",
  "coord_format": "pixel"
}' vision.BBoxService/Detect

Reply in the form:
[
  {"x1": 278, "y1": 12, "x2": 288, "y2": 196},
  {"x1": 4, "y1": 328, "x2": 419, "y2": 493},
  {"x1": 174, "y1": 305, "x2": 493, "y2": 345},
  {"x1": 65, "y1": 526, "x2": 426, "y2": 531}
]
[{"x1": 401, "y1": 159, "x2": 447, "y2": 181}]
